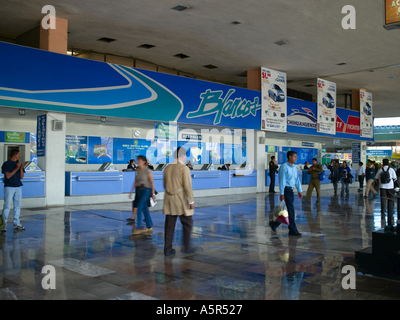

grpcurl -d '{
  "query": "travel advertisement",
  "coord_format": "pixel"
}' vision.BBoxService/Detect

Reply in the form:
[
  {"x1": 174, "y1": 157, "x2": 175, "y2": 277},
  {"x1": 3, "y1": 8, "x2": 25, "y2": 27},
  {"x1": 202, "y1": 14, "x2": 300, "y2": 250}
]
[
  {"x1": 360, "y1": 90, "x2": 373, "y2": 138},
  {"x1": 261, "y1": 67, "x2": 287, "y2": 133},
  {"x1": 65, "y1": 135, "x2": 88, "y2": 164},
  {"x1": 317, "y1": 78, "x2": 336, "y2": 135}
]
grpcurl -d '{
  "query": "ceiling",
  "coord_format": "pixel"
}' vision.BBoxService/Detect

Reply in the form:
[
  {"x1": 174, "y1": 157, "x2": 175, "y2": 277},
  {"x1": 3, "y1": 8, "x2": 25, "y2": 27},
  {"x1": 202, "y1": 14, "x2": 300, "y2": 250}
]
[{"x1": 0, "y1": 0, "x2": 399, "y2": 120}]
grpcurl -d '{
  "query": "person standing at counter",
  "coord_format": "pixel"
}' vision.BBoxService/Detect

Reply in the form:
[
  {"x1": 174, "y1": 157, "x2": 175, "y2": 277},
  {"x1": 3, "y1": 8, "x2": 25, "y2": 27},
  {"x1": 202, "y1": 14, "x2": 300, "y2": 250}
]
[
  {"x1": 306, "y1": 158, "x2": 323, "y2": 204},
  {"x1": 1, "y1": 149, "x2": 26, "y2": 231},
  {"x1": 269, "y1": 151, "x2": 303, "y2": 237},
  {"x1": 163, "y1": 147, "x2": 200, "y2": 256},
  {"x1": 128, "y1": 156, "x2": 156, "y2": 235},
  {"x1": 269, "y1": 156, "x2": 278, "y2": 194}
]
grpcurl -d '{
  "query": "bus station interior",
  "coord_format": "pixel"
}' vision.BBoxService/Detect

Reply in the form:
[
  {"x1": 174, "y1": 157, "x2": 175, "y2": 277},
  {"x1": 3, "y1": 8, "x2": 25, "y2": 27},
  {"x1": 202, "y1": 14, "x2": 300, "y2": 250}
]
[{"x1": 1, "y1": 0, "x2": 400, "y2": 300}]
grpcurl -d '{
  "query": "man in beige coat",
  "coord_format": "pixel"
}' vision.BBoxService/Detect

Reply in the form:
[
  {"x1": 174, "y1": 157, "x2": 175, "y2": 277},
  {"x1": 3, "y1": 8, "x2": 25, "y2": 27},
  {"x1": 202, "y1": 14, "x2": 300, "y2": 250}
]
[{"x1": 163, "y1": 147, "x2": 199, "y2": 256}]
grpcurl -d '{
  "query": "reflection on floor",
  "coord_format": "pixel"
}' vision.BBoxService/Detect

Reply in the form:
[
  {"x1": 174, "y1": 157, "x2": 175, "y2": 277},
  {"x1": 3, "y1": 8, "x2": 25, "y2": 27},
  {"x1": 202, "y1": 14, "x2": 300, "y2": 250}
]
[{"x1": 0, "y1": 189, "x2": 399, "y2": 300}]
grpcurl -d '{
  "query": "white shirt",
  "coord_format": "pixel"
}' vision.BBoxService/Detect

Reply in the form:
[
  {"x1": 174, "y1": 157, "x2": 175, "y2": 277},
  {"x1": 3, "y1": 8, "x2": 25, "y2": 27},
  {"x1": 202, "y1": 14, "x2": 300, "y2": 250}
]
[
  {"x1": 375, "y1": 166, "x2": 397, "y2": 189},
  {"x1": 357, "y1": 165, "x2": 365, "y2": 176}
]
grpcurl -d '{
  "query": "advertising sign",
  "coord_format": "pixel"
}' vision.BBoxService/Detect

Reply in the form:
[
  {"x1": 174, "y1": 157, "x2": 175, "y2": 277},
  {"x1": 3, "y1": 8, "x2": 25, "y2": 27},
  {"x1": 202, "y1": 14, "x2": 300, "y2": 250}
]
[
  {"x1": 352, "y1": 143, "x2": 361, "y2": 165},
  {"x1": 37, "y1": 115, "x2": 46, "y2": 157},
  {"x1": 261, "y1": 67, "x2": 287, "y2": 132},
  {"x1": 65, "y1": 135, "x2": 88, "y2": 164},
  {"x1": 5, "y1": 132, "x2": 25, "y2": 143},
  {"x1": 177, "y1": 141, "x2": 207, "y2": 165},
  {"x1": 207, "y1": 143, "x2": 222, "y2": 165},
  {"x1": 88, "y1": 136, "x2": 113, "y2": 164},
  {"x1": 359, "y1": 90, "x2": 373, "y2": 138},
  {"x1": 317, "y1": 78, "x2": 336, "y2": 135},
  {"x1": 154, "y1": 122, "x2": 179, "y2": 140},
  {"x1": 157, "y1": 140, "x2": 177, "y2": 164},
  {"x1": 384, "y1": 0, "x2": 400, "y2": 30}
]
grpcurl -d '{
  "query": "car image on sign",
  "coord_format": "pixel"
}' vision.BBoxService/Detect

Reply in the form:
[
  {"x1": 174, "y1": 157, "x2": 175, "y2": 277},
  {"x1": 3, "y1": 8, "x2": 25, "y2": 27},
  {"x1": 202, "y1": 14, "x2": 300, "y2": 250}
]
[
  {"x1": 322, "y1": 92, "x2": 335, "y2": 108},
  {"x1": 268, "y1": 84, "x2": 285, "y2": 102},
  {"x1": 364, "y1": 102, "x2": 372, "y2": 115}
]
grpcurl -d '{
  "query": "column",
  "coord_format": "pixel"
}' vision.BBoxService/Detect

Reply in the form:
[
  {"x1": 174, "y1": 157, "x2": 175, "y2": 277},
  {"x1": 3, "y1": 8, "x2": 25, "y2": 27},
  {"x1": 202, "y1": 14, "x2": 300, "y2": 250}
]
[
  {"x1": 40, "y1": 16, "x2": 68, "y2": 54},
  {"x1": 37, "y1": 112, "x2": 66, "y2": 206}
]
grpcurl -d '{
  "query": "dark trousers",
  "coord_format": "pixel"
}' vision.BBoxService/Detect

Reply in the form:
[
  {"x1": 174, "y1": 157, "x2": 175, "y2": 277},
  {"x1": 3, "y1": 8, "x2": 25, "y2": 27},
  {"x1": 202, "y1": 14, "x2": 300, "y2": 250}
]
[
  {"x1": 269, "y1": 174, "x2": 276, "y2": 193},
  {"x1": 358, "y1": 176, "x2": 364, "y2": 189},
  {"x1": 380, "y1": 188, "x2": 395, "y2": 213},
  {"x1": 271, "y1": 187, "x2": 299, "y2": 234},
  {"x1": 164, "y1": 215, "x2": 193, "y2": 253}
]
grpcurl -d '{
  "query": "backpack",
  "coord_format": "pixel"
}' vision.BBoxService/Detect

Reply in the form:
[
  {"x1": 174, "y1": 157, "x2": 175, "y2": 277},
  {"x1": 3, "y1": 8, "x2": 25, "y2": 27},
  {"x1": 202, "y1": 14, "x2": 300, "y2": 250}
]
[{"x1": 380, "y1": 167, "x2": 391, "y2": 184}]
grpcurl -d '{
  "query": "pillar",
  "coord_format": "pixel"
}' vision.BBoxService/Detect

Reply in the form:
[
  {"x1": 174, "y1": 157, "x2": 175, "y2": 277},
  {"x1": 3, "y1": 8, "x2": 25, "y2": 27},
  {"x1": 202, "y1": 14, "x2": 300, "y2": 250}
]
[
  {"x1": 39, "y1": 16, "x2": 68, "y2": 54},
  {"x1": 37, "y1": 112, "x2": 66, "y2": 206},
  {"x1": 247, "y1": 69, "x2": 261, "y2": 91}
]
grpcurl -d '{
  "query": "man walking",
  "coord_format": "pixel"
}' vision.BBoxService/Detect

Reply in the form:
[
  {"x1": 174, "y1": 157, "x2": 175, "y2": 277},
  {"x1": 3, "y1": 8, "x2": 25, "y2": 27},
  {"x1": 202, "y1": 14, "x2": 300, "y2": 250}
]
[
  {"x1": 306, "y1": 158, "x2": 323, "y2": 204},
  {"x1": 375, "y1": 159, "x2": 397, "y2": 214},
  {"x1": 269, "y1": 151, "x2": 303, "y2": 236},
  {"x1": 1, "y1": 149, "x2": 26, "y2": 232},
  {"x1": 364, "y1": 160, "x2": 377, "y2": 199},
  {"x1": 340, "y1": 161, "x2": 351, "y2": 196},
  {"x1": 357, "y1": 162, "x2": 365, "y2": 192},
  {"x1": 163, "y1": 147, "x2": 200, "y2": 256},
  {"x1": 331, "y1": 161, "x2": 340, "y2": 196},
  {"x1": 269, "y1": 156, "x2": 278, "y2": 193}
]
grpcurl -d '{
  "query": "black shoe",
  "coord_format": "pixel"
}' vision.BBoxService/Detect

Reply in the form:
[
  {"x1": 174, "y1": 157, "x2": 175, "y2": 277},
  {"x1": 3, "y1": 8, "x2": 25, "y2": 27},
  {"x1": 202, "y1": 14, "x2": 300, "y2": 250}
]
[
  {"x1": 289, "y1": 232, "x2": 302, "y2": 237},
  {"x1": 126, "y1": 218, "x2": 135, "y2": 222},
  {"x1": 269, "y1": 221, "x2": 277, "y2": 232},
  {"x1": 164, "y1": 249, "x2": 176, "y2": 256}
]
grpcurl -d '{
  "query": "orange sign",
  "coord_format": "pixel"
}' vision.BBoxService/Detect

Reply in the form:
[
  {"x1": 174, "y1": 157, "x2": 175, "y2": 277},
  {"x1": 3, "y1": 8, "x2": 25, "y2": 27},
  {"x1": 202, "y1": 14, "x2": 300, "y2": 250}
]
[{"x1": 386, "y1": 0, "x2": 400, "y2": 25}]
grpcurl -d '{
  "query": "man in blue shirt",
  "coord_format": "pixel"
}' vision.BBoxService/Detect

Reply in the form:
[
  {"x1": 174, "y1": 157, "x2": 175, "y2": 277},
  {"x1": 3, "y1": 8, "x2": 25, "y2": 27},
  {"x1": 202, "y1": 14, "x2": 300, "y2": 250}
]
[
  {"x1": 1, "y1": 149, "x2": 26, "y2": 232},
  {"x1": 269, "y1": 151, "x2": 303, "y2": 236}
]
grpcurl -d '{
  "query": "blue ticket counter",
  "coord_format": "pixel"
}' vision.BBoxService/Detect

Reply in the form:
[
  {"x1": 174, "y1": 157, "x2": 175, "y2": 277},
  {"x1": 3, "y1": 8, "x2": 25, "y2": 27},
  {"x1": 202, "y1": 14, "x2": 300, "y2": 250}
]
[
  {"x1": 65, "y1": 172, "x2": 123, "y2": 196},
  {"x1": 0, "y1": 172, "x2": 45, "y2": 199}
]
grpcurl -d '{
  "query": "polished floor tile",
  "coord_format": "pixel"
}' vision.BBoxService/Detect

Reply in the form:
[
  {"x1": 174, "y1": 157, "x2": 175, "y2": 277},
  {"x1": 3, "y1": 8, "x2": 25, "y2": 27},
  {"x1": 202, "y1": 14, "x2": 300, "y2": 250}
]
[{"x1": 0, "y1": 188, "x2": 399, "y2": 300}]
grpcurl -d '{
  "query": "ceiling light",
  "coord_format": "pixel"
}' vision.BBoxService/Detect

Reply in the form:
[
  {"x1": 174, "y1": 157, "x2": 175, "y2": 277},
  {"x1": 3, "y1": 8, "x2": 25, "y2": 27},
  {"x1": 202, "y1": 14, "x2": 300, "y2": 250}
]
[
  {"x1": 274, "y1": 40, "x2": 288, "y2": 46},
  {"x1": 97, "y1": 37, "x2": 116, "y2": 43},
  {"x1": 138, "y1": 44, "x2": 155, "y2": 49},
  {"x1": 172, "y1": 5, "x2": 189, "y2": 11},
  {"x1": 203, "y1": 64, "x2": 218, "y2": 69}
]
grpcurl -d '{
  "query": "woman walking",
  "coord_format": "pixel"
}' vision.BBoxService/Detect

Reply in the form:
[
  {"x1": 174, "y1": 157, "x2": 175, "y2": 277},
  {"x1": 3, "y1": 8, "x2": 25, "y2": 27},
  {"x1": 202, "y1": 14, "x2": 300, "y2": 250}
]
[{"x1": 129, "y1": 156, "x2": 156, "y2": 234}]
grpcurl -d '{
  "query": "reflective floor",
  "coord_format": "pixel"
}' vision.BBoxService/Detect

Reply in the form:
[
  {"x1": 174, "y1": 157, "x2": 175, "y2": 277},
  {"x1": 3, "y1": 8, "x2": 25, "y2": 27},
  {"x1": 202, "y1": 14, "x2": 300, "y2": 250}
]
[{"x1": 1, "y1": 188, "x2": 400, "y2": 300}]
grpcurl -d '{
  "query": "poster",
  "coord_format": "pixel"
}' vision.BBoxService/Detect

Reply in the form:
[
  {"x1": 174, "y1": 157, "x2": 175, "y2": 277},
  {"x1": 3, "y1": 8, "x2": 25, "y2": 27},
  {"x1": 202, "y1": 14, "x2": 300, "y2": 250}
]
[
  {"x1": 206, "y1": 143, "x2": 222, "y2": 165},
  {"x1": 157, "y1": 140, "x2": 177, "y2": 163},
  {"x1": 261, "y1": 67, "x2": 287, "y2": 132},
  {"x1": 317, "y1": 78, "x2": 336, "y2": 135},
  {"x1": 221, "y1": 143, "x2": 242, "y2": 165},
  {"x1": 177, "y1": 141, "x2": 207, "y2": 165},
  {"x1": 112, "y1": 138, "x2": 157, "y2": 165},
  {"x1": 360, "y1": 90, "x2": 373, "y2": 138},
  {"x1": 37, "y1": 115, "x2": 46, "y2": 157},
  {"x1": 88, "y1": 136, "x2": 113, "y2": 164},
  {"x1": 154, "y1": 122, "x2": 179, "y2": 140},
  {"x1": 65, "y1": 135, "x2": 88, "y2": 164}
]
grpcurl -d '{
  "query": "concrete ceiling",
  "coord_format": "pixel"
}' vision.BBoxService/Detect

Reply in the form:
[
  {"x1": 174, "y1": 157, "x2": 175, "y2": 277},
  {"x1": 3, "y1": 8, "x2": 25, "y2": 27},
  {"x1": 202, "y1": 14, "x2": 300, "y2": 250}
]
[{"x1": 0, "y1": 0, "x2": 399, "y2": 119}]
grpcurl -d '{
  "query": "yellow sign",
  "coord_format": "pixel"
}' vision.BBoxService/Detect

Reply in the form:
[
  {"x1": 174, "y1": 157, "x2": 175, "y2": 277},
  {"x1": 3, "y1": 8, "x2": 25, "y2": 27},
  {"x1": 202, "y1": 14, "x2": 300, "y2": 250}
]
[
  {"x1": 392, "y1": 153, "x2": 400, "y2": 159},
  {"x1": 386, "y1": 0, "x2": 400, "y2": 25}
]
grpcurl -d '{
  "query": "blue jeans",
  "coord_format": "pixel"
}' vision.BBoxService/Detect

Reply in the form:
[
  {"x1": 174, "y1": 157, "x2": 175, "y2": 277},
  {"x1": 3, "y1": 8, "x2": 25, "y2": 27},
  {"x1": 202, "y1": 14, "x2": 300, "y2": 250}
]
[
  {"x1": 341, "y1": 179, "x2": 349, "y2": 195},
  {"x1": 2, "y1": 187, "x2": 22, "y2": 226},
  {"x1": 136, "y1": 187, "x2": 153, "y2": 229}
]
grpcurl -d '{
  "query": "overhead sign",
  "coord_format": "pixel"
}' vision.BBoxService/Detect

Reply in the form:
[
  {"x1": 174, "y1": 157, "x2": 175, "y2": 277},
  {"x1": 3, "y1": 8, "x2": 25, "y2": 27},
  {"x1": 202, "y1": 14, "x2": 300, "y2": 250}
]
[
  {"x1": 352, "y1": 143, "x2": 361, "y2": 164},
  {"x1": 384, "y1": 0, "x2": 400, "y2": 30},
  {"x1": 261, "y1": 67, "x2": 287, "y2": 133},
  {"x1": 366, "y1": 149, "x2": 393, "y2": 157},
  {"x1": 359, "y1": 90, "x2": 373, "y2": 138},
  {"x1": 36, "y1": 115, "x2": 46, "y2": 157},
  {"x1": 317, "y1": 78, "x2": 336, "y2": 135}
]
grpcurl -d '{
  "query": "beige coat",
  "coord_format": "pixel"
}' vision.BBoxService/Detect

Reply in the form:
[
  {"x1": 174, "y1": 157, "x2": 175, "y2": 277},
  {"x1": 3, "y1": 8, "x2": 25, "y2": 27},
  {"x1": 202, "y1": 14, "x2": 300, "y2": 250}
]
[{"x1": 163, "y1": 160, "x2": 194, "y2": 216}]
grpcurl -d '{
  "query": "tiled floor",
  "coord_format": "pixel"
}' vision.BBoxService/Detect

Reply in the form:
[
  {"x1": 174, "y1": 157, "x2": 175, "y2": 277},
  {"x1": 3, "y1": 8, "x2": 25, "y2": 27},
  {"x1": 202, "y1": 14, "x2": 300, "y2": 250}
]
[{"x1": 1, "y1": 188, "x2": 399, "y2": 300}]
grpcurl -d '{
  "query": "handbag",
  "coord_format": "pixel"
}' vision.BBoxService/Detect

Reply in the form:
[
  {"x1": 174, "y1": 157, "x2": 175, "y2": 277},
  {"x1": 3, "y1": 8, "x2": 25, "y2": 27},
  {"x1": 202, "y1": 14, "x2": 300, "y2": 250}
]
[{"x1": 273, "y1": 200, "x2": 290, "y2": 225}]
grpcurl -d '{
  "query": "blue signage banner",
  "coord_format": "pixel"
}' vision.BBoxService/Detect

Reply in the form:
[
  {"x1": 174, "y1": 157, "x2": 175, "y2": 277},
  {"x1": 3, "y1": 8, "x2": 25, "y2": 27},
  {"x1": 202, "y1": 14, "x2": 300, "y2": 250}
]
[
  {"x1": 352, "y1": 143, "x2": 361, "y2": 164},
  {"x1": 36, "y1": 115, "x2": 46, "y2": 157},
  {"x1": 278, "y1": 147, "x2": 318, "y2": 165},
  {"x1": 113, "y1": 138, "x2": 157, "y2": 165},
  {"x1": 366, "y1": 149, "x2": 392, "y2": 157}
]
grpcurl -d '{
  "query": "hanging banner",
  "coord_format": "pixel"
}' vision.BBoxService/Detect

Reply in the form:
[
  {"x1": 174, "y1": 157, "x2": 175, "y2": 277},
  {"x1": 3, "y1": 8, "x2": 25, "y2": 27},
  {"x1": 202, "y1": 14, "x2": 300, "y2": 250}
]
[
  {"x1": 317, "y1": 78, "x2": 336, "y2": 135},
  {"x1": 261, "y1": 67, "x2": 287, "y2": 133},
  {"x1": 360, "y1": 90, "x2": 373, "y2": 138}
]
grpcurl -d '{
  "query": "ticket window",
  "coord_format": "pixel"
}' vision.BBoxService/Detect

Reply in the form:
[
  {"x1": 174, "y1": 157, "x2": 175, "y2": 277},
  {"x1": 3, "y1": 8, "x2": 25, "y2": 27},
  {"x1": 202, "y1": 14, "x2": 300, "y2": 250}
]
[{"x1": 4, "y1": 145, "x2": 26, "y2": 162}]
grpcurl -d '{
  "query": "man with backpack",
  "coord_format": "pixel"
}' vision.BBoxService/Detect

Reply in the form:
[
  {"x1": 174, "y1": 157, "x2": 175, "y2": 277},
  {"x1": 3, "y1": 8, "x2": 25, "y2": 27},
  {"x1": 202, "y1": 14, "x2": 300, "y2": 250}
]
[
  {"x1": 375, "y1": 159, "x2": 397, "y2": 214},
  {"x1": 339, "y1": 161, "x2": 351, "y2": 196},
  {"x1": 306, "y1": 158, "x2": 323, "y2": 204}
]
